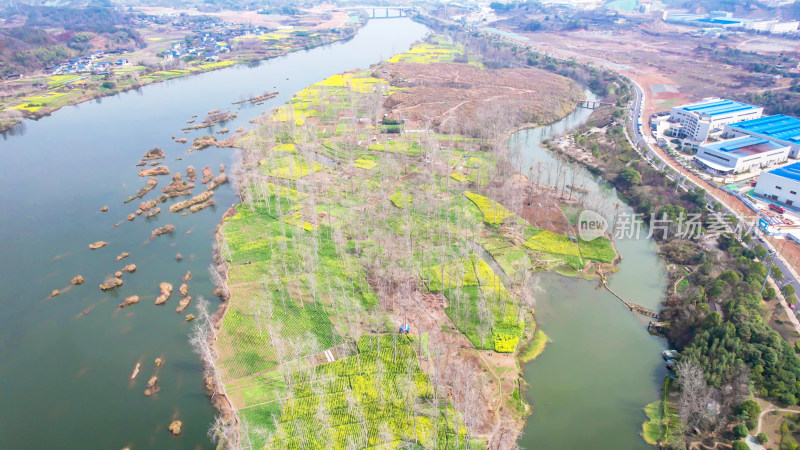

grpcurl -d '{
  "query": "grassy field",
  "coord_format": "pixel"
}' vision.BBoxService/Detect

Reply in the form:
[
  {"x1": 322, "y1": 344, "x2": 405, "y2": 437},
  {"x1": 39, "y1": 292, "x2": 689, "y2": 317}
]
[
  {"x1": 522, "y1": 226, "x2": 616, "y2": 269},
  {"x1": 518, "y1": 329, "x2": 550, "y2": 363},
  {"x1": 641, "y1": 378, "x2": 681, "y2": 446},
  {"x1": 267, "y1": 335, "x2": 478, "y2": 449}
]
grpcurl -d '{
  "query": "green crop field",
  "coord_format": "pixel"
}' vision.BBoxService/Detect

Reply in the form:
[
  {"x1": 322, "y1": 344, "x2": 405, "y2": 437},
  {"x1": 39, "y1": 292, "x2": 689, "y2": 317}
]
[
  {"x1": 388, "y1": 192, "x2": 413, "y2": 208},
  {"x1": 464, "y1": 191, "x2": 515, "y2": 225},
  {"x1": 213, "y1": 39, "x2": 615, "y2": 447},
  {"x1": 523, "y1": 226, "x2": 616, "y2": 266},
  {"x1": 265, "y1": 335, "x2": 481, "y2": 449},
  {"x1": 423, "y1": 254, "x2": 522, "y2": 352}
]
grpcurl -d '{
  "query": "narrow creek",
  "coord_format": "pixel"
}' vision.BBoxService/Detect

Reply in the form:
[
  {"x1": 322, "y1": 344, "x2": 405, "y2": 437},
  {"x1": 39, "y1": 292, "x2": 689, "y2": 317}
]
[{"x1": 511, "y1": 93, "x2": 668, "y2": 449}]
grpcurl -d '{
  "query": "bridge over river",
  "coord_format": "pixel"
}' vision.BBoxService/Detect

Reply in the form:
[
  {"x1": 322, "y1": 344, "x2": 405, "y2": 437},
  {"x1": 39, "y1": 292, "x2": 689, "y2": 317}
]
[{"x1": 341, "y1": 5, "x2": 410, "y2": 19}]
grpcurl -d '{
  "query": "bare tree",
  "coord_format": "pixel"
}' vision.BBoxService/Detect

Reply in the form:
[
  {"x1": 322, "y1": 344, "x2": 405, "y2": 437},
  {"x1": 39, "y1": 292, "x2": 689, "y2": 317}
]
[{"x1": 676, "y1": 360, "x2": 714, "y2": 435}]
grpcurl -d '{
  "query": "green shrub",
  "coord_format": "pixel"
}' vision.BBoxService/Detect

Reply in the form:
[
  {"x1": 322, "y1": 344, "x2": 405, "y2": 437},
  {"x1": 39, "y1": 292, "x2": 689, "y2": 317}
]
[
  {"x1": 734, "y1": 400, "x2": 761, "y2": 419},
  {"x1": 733, "y1": 424, "x2": 748, "y2": 438},
  {"x1": 782, "y1": 393, "x2": 798, "y2": 405},
  {"x1": 731, "y1": 441, "x2": 749, "y2": 450},
  {"x1": 757, "y1": 432, "x2": 768, "y2": 444},
  {"x1": 383, "y1": 125, "x2": 402, "y2": 133},
  {"x1": 745, "y1": 418, "x2": 757, "y2": 431},
  {"x1": 617, "y1": 168, "x2": 641, "y2": 186}
]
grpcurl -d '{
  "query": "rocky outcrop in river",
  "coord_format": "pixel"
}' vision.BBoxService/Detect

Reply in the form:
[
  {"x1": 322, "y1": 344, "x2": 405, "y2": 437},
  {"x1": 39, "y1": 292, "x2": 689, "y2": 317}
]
[
  {"x1": 119, "y1": 295, "x2": 139, "y2": 308},
  {"x1": 124, "y1": 177, "x2": 158, "y2": 203},
  {"x1": 138, "y1": 166, "x2": 170, "y2": 177},
  {"x1": 142, "y1": 147, "x2": 165, "y2": 161},
  {"x1": 99, "y1": 277, "x2": 123, "y2": 291},
  {"x1": 155, "y1": 282, "x2": 172, "y2": 305},
  {"x1": 206, "y1": 174, "x2": 228, "y2": 191},
  {"x1": 201, "y1": 167, "x2": 213, "y2": 184},
  {"x1": 150, "y1": 224, "x2": 175, "y2": 240},
  {"x1": 170, "y1": 191, "x2": 213, "y2": 213}
]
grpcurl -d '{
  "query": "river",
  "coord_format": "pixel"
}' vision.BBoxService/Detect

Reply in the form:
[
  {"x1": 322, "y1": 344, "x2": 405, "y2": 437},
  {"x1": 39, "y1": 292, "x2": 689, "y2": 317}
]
[
  {"x1": 0, "y1": 16, "x2": 667, "y2": 448},
  {"x1": 0, "y1": 18, "x2": 427, "y2": 449},
  {"x1": 510, "y1": 95, "x2": 668, "y2": 449}
]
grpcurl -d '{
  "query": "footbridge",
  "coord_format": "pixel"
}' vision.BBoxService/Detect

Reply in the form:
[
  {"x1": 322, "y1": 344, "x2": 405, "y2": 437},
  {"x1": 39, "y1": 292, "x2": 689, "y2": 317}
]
[
  {"x1": 578, "y1": 100, "x2": 615, "y2": 109},
  {"x1": 600, "y1": 276, "x2": 660, "y2": 319}
]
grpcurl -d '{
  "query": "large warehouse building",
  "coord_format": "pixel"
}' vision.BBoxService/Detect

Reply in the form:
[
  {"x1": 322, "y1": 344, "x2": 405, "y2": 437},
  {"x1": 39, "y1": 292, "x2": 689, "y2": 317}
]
[
  {"x1": 694, "y1": 136, "x2": 790, "y2": 175},
  {"x1": 669, "y1": 98, "x2": 763, "y2": 142},
  {"x1": 724, "y1": 115, "x2": 800, "y2": 158},
  {"x1": 754, "y1": 162, "x2": 800, "y2": 207}
]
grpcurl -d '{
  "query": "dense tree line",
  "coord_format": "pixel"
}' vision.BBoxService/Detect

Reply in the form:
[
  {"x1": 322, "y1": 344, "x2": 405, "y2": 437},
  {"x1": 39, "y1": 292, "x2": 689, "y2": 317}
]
[
  {"x1": 696, "y1": 44, "x2": 798, "y2": 79},
  {"x1": 735, "y1": 87, "x2": 800, "y2": 119},
  {"x1": 668, "y1": 235, "x2": 800, "y2": 402}
]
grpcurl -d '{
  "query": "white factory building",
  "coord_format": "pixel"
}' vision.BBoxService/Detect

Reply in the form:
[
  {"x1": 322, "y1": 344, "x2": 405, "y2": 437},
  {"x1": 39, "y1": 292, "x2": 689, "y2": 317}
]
[
  {"x1": 755, "y1": 162, "x2": 800, "y2": 208},
  {"x1": 724, "y1": 115, "x2": 800, "y2": 158},
  {"x1": 694, "y1": 136, "x2": 790, "y2": 175},
  {"x1": 668, "y1": 98, "x2": 763, "y2": 143},
  {"x1": 745, "y1": 19, "x2": 799, "y2": 34}
]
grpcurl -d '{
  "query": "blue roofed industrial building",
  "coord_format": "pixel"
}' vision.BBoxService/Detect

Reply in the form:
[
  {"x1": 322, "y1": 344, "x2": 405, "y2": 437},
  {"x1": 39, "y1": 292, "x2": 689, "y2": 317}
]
[
  {"x1": 694, "y1": 135, "x2": 789, "y2": 175},
  {"x1": 669, "y1": 98, "x2": 762, "y2": 143},
  {"x1": 725, "y1": 115, "x2": 800, "y2": 158},
  {"x1": 679, "y1": 99, "x2": 759, "y2": 116},
  {"x1": 754, "y1": 161, "x2": 800, "y2": 208}
]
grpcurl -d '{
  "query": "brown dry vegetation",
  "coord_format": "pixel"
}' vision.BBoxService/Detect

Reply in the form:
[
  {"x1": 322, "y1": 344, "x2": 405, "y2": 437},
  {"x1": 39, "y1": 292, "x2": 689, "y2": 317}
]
[
  {"x1": 382, "y1": 62, "x2": 583, "y2": 138},
  {"x1": 513, "y1": 25, "x2": 795, "y2": 115}
]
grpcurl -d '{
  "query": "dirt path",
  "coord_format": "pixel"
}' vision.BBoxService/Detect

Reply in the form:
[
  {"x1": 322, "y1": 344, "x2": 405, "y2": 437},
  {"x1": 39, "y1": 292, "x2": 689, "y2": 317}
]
[
  {"x1": 475, "y1": 351, "x2": 504, "y2": 424},
  {"x1": 756, "y1": 405, "x2": 800, "y2": 434}
]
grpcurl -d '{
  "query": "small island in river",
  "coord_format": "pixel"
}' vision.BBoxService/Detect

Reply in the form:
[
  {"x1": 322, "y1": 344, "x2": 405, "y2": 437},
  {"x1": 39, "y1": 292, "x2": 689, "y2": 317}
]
[{"x1": 199, "y1": 38, "x2": 618, "y2": 448}]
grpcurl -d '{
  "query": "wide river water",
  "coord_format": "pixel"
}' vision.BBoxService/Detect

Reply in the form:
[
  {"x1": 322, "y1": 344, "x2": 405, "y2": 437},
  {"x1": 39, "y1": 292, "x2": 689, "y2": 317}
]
[
  {"x1": 0, "y1": 16, "x2": 666, "y2": 449},
  {"x1": 510, "y1": 98, "x2": 667, "y2": 449},
  {"x1": 0, "y1": 18, "x2": 427, "y2": 449}
]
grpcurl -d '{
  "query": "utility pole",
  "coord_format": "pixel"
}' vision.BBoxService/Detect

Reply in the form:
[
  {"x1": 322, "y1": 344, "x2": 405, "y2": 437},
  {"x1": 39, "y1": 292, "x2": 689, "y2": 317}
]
[
  {"x1": 675, "y1": 162, "x2": 684, "y2": 193},
  {"x1": 762, "y1": 250, "x2": 778, "y2": 295}
]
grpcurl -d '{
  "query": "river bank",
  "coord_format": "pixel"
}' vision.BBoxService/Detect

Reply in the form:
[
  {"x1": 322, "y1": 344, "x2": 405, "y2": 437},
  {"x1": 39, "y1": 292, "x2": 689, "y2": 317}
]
[
  {"x1": 0, "y1": 18, "x2": 432, "y2": 449},
  {"x1": 503, "y1": 90, "x2": 668, "y2": 449},
  {"x1": 514, "y1": 55, "x2": 800, "y2": 447},
  {"x1": 0, "y1": 20, "x2": 363, "y2": 133},
  {"x1": 421, "y1": 19, "x2": 800, "y2": 448}
]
